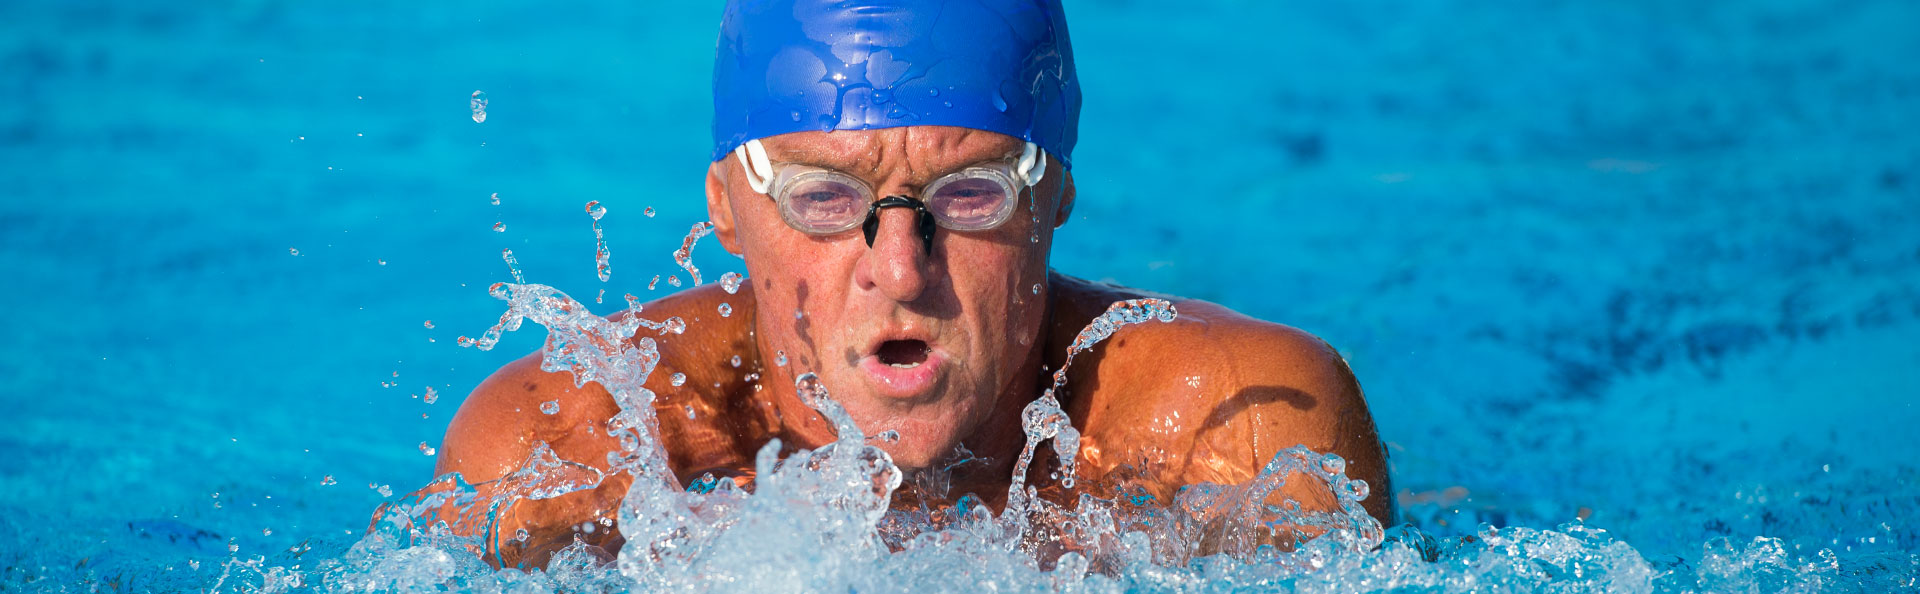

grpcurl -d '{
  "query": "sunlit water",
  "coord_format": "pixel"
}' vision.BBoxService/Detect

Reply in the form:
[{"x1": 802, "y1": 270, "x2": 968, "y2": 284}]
[{"x1": 3, "y1": 0, "x2": 1918, "y2": 591}]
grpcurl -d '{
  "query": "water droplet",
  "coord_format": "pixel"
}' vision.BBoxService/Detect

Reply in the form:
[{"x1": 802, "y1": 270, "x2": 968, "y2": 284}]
[
  {"x1": 719, "y1": 271, "x2": 744, "y2": 294},
  {"x1": 928, "y1": 88, "x2": 939, "y2": 97},
  {"x1": 670, "y1": 372, "x2": 686, "y2": 387},
  {"x1": 794, "y1": 309, "x2": 805, "y2": 320},
  {"x1": 730, "y1": 355, "x2": 742, "y2": 368},
  {"x1": 376, "y1": 484, "x2": 392, "y2": 497},
  {"x1": 588, "y1": 202, "x2": 612, "y2": 282},
  {"x1": 470, "y1": 90, "x2": 488, "y2": 123},
  {"x1": 718, "y1": 303, "x2": 732, "y2": 317},
  {"x1": 1032, "y1": 283, "x2": 1041, "y2": 295},
  {"x1": 872, "y1": 430, "x2": 901, "y2": 443},
  {"x1": 648, "y1": 275, "x2": 660, "y2": 290},
  {"x1": 596, "y1": 288, "x2": 604, "y2": 303},
  {"x1": 489, "y1": 192, "x2": 500, "y2": 205},
  {"x1": 319, "y1": 475, "x2": 336, "y2": 486},
  {"x1": 419, "y1": 442, "x2": 436, "y2": 456},
  {"x1": 664, "y1": 317, "x2": 686, "y2": 334},
  {"x1": 667, "y1": 275, "x2": 682, "y2": 287},
  {"x1": 262, "y1": 528, "x2": 272, "y2": 536},
  {"x1": 501, "y1": 249, "x2": 525, "y2": 284},
  {"x1": 672, "y1": 222, "x2": 716, "y2": 285},
  {"x1": 493, "y1": 221, "x2": 505, "y2": 232},
  {"x1": 685, "y1": 405, "x2": 696, "y2": 419},
  {"x1": 422, "y1": 387, "x2": 438, "y2": 404},
  {"x1": 775, "y1": 350, "x2": 788, "y2": 366},
  {"x1": 644, "y1": 206, "x2": 656, "y2": 218},
  {"x1": 288, "y1": 247, "x2": 300, "y2": 256},
  {"x1": 790, "y1": 110, "x2": 802, "y2": 122},
  {"x1": 540, "y1": 400, "x2": 560, "y2": 415},
  {"x1": 991, "y1": 89, "x2": 1008, "y2": 112}
]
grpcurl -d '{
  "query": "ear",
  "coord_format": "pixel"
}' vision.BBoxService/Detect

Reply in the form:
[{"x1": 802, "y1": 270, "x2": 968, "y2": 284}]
[
  {"x1": 1051, "y1": 166, "x2": 1075, "y2": 228},
  {"x1": 707, "y1": 159, "x2": 743, "y2": 255}
]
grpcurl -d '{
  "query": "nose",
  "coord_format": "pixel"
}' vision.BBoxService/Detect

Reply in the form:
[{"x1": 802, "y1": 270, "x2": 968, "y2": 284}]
[{"x1": 855, "y1": 206, "x2": 933, "y2": 302}]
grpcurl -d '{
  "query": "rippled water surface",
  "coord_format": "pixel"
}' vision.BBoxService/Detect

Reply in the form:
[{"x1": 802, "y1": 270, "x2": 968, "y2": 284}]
[{"x1": 2, "y1": 0, "x2": 1917, "y2": 591}]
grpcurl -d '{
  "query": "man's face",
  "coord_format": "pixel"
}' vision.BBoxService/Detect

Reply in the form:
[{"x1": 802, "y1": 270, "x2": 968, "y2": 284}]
[{"x1": 707, "y1": 126, "x2": 1071, "y2": 468}]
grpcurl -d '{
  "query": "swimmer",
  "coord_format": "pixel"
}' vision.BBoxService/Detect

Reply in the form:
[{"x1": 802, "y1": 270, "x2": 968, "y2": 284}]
[{"x1": 428, "y1": 0, "x2": 1390, "y2": 568}]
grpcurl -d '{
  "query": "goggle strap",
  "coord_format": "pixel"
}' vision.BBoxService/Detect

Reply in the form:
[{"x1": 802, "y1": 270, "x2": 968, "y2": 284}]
[
  {"x1": 734, "y1": 139, "x2": 775, "y2": 194},
  {"x1": 1017, "y1": 142, "x2": 1046, "y2": 188}
]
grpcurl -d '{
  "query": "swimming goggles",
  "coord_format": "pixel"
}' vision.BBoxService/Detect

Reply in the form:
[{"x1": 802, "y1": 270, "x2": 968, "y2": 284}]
[{"x1": 732, "y1": 139, "x2": 1048, "y2": 254}]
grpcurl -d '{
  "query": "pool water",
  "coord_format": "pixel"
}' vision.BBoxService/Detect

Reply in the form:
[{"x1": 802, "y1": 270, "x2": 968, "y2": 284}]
[{"x1": 2, "y1": 0, "x2": 1917, "y2": 591}]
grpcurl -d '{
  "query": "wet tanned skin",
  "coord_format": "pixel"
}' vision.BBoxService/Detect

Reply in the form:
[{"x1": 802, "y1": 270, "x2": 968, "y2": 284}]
[{"x1": 428, "y1": 126, "x2": 1392, "y2": 568}]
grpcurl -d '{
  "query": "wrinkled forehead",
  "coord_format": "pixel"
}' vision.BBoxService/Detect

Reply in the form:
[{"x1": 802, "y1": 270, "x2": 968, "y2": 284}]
[{"x1": 755, "y1": 126, "x2": 1027, "y2": 179}]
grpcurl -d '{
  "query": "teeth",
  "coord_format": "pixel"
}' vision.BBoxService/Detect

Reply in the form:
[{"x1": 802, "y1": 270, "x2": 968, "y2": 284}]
[{"x1": 888, "y1": 362, "x2": 921, "y2": 369}]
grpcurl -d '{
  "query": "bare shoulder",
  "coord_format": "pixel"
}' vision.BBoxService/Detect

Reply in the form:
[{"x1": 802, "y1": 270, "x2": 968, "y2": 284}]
[{"x1": 1049, "y1": 274, "x2": 1391, "y2": 522}]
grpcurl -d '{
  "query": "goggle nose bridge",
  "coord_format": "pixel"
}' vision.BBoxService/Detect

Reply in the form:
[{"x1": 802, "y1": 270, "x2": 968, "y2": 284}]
[{"x1": 861, "y1": 195, "x2": 938, "y2": 255}]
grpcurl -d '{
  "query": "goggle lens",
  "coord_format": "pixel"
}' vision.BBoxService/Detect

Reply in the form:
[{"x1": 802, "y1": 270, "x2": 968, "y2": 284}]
[
  {"x1": 925, "y1": 172, "x2": 1016, "y2": 230},
  {"x1": 777, "y1": 172, "x2": 871, "y2": 233}
]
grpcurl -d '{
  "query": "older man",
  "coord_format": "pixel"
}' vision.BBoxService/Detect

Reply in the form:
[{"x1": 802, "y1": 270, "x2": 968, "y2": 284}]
[{"x1": 432, "y1": 0, "x2": 1390, "y2": 567}]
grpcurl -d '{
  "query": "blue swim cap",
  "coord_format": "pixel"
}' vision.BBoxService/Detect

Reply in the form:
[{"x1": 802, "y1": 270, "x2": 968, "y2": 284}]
[{"x1": 712, "y1": 0, "x2": 1081, "y2": 169}]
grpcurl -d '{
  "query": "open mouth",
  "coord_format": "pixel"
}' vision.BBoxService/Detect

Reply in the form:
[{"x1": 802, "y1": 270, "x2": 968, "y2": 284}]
[{"x1": 876, "y1": 339, "x2": 931, "y2": 368}]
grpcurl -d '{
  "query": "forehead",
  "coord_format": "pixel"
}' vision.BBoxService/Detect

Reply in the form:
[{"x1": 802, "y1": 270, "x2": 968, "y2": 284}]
[{"x1": 757, "y1": 126, "x2": 1024, "y2": 178}]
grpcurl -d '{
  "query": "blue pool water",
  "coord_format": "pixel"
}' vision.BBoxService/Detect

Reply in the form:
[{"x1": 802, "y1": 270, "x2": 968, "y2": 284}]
[{"x1": 3, "y1": 0, "x2": 1917, "y2": 590}]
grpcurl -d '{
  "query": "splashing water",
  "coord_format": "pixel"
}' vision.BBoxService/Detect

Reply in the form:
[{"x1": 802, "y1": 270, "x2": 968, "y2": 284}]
[
  {"x1": 718, "y1": 303, "x2": 732, "y2": 318},
  {"x1": 1009, "y1": 298, "x2": 1177, "y2": 508},
  {"x1": 500, "y1": 249, "x2": 524, "y2": 284},
  {"x1": 469, "y1": 90, "x2": 487, "y2": 123},
  {"x1": 672, "y1": 222, "x2": 714, "y2": 286},
  {"x1": 586, "y1": 200, "x2": 611, "y2": 283},
  {"x1": 489, "y1": 192, "x2": 500, "y2": 205},
  {"x1": 720, "y1": 271, "x2": 744, "y2": 294}
]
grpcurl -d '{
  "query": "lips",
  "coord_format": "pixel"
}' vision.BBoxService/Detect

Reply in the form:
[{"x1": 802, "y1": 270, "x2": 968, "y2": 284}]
[{"x1": 859, "y1": 332, "x2": 945, "y2": 398}]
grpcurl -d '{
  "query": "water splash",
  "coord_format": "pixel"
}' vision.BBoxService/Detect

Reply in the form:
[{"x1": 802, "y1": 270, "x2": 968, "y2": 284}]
[
  {"x1": 586, "y1": 201, "x2": 611, "y2": 283},
  {"x1": 720, "y1": 271, "x2": 744, "y2": 294},
  {"x1": 489, "y1": 192, "x2": 500, "y2": 205},
  {"x1": 672, "y1": 222, "x2": 715, "y2": 286},
  {"x1": 501, "y1": 249, "x2": 524, "y2": 284},
  {"x1": 1007, "y1": 298, "x2": 1177, "y2": 522},
  {"x1": 469, "y1": 91, "x2": 488, "y2": 123},
  {"x1": 718, "y1": 303, "x2": 732, "y2": 318}
]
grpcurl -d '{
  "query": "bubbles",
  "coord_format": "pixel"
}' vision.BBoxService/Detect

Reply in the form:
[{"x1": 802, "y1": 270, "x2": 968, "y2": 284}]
[
  {"x1": 669, "y1": 372, "x2": 686, "y2": 387},
  {"x1": 418, "y1": 442, "x2": 436, "y2": 456},
  {"x1": 718, "y1": 303, "x2": 732, "y2": 317},
  {"x1": 469, "y1": 90, "x2": 488, "y2": 123},
  {"x1": 422, "y1": 387, "x2": 438, "y2": 404},
  {"x1": 720, "y1": 271, "x2": 744, "y2": 294},
  {"x1": 540, "y1": 400, "x2": 560, "y2": 415}
]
